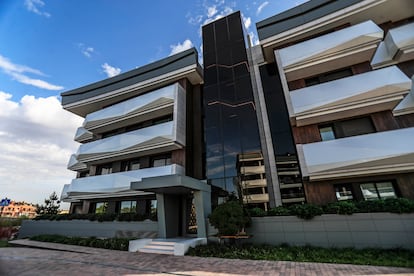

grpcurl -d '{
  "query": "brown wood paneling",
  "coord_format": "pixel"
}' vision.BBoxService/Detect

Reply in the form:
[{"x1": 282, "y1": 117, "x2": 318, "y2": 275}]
[
  {"x1": 351, "y1": 61, "x2": 372, "y2": 75},
  {"x1": 395, "y1": 114, "x2": 414, "y2": 128},
  {"x1": 371, "y1": 111, "x2": 399, "y2": 132},
  {"x1": 292, "y1": 125, "x2": 321, "y2": 144},
  {"x1": 303, "y1": 181, "x2": 336, "y2": 205},
  {"x1": 172, "y1": 149, "x2": 186, "y2": 167},
  {"x1": 397, "y1": 173, "x2": 414, "y2": 200},
  {"x1": 288, "y1": 79, "x2": 305, "y2": 91}
]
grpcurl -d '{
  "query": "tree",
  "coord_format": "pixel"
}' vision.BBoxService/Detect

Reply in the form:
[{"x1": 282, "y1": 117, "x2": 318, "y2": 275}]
[
  {"x1": 208, "y1": 199, "x2": 251, "y2": 236},
  {"x1": 36, "y1": 192, "x2": 61, "y2": 215}
]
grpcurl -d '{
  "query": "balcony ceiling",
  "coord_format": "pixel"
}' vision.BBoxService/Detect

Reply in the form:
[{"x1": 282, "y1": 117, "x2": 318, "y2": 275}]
[{"x1": 297, "y1": 127, "x2": 414, "y2": 181}]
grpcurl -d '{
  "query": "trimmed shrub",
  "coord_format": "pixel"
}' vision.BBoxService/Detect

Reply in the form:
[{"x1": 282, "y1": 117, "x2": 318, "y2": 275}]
[
  {"x1": 248, "y1": 208, "x2": 267, "y2": 217},
  {"x1": 289, "y1": 204, "x2": 323, "y2": 220},
  {"x1": 209, "y1": 200, "x2": 251, "y2": 236},
  {"x1": 267, "y1": 206, "x2": 291, "y2": 216},
  {"x1": 324, "y1": 201, "x2": 357, "y2": 215}
]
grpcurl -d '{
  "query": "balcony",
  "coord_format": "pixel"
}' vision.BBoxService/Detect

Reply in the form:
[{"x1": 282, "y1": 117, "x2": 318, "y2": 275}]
[
  {"x1": 289, "y1": 66, "x2": 411, "y2": 126},
  {"x1": 243, "y1": 193, "x2": 269, "y2": 204},
  {"x1": 82, "y1": 83, "x2": 184, "y2": 134},
  {"x1": 75, "y1": 121, "x2": 185, "y2": 163},
  {"x1": 74, "y1": 127, "x2": 94, "y2": 143},
  {"x1": 394, "y1": 75, "x2": 414, "y2": 116},
  {"x1": 372, "y1": 22, "x2": 414, "y2": 68},
  {"x1": 241, "y1": 179, "x2": 267, "y2": 189},
  {"x1": 278, "y1": 20, "x2": 383, "y2": 81},
  {"x1": 239, "y1": 165, "x2": 266, "y2": 175},
  {"x1": 62, "y1": 164, "x2": 184, "y2": 201},
  {"x1": 67, "y1": 154, "x2": 87, "y2": 171},
  {"x1": 297, "y1": 127, "x2": 414, "y2": 181}
]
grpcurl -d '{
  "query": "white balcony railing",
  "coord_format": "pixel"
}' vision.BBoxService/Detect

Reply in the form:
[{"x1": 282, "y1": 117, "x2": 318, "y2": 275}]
[
  {"x1": 75, "y1": 120, "x2": 184, "y2": 163},
  {"x1": 289, "y1": 66, "x2": 411, "y2": 126},
  {"x1": 62, "y1": 164, "x2": 184, "y2": 201},
  {"x1": 278, "y1": 20, "x2": 383, "y2": 81},
  {"x1": 239, "y1": 165, "x2": 266, "y2": 175},
  {"x1": 241, "y1": 179, "x2": 267, "y2": 189},
  {"x1": 297, "y1": 127, "x2": 414, "y2": 181},
  {"x1": 372, "y1": 22, "x2": 414, "y2": 68},
  {"x1": 243, "y1": 193, "x2": 269, "y2": 204},
  {"x1": 82, "y1": 83, "x2": 183, "y2": 133}
]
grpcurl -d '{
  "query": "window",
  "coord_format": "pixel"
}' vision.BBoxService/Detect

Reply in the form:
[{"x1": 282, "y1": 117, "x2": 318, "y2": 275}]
[
  {"x1": 319, "y1": 126, "x2": 335, "y2": 141},
  {"x1": 319, "y1": 116, "x2": 375, "y2": 140},
  {"x1": 95, "y1": 202, "x2": 108, "y2": 214},
  {"x1": 119, "y1": 201, "x2": 137, "y2": 213},
  {"x1": 305, "y1": 67, "x2": 353, "y2": 87},
  {"x1": 121, "y1": 159, "x2": 141, "y2": 171},
  {"x1": 151, "y1": 154, "x2": 172, "y2": 167},
  {"x1": 335, "y1": 184, "x2": 354, "y2": 201},
  {"x1": 96, "y1": 163, "x2": 112, "y2": 175},
  {"x1": 360, "y1": 181, "x2": 397, "y2": 200}
]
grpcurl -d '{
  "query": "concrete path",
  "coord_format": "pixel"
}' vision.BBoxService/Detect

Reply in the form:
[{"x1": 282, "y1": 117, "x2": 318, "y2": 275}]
[{"x1": 1, "y1": 239, "x2": 413, "y2": 275}]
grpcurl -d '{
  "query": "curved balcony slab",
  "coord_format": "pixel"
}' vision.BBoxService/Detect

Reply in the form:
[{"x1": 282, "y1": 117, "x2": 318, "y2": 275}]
[
  {"x1": 67, "y1": 154, "x2": 87, "y2": 171},
  {"x1": 83, "y1": 83, "x2": 183, "y2": 133},
  {"x1": 394, "y1": 75, "x2": 414, "y2": 116},
  {"x1": 297, "y1": 127, "x2": 414, "y2": 181},
  {"x1": 74, "y1": 127, "x2": 94, "y2": 143},
  {"x1": 372, "y1": 22, "x2": 414, "y2": 68},
  {"x1": 76, "y1": 120, "x2": 185, "y2": 163},
  {"x1": 290, "y1": 66, "x2": 411, "y2": 126},
  {"x1": 63, "y1": 164, "x2": 184, "y2": 201},
  {"x1": 278, "y1": 20, "x2": 383, "y2": 81}
]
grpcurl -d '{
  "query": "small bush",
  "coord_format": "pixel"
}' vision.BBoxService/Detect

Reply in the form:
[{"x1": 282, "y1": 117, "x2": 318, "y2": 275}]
[
  {"x1": 30, "y1": 234, "x2": 130, "y2": 251},
  {"x1": 383, "y1": 198, "x2": 414, "y2": 213},
  {"x1": 324, "y1": 201, "x2": 357, "y2": 215},
  {"x1": 355, "y1": 200, "x2": 386, "y2": 213},
  {"x1": 289, "y1": 204, "x2": 323, "y2": 220},
  {"x1": 267, "y1": 206, "x2": 291, "y2": 216},
  {"x1": 209, "y1": 200, "x2": 251, "y2": 236},
  {"x1": 248, "y1": 208, "x2": 267, "y2": 217}
]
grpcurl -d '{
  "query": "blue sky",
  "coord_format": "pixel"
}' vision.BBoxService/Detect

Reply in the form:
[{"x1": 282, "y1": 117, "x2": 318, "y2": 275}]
[{"x1": 0, "y1": 0, "x2": 308, "y2": 207}]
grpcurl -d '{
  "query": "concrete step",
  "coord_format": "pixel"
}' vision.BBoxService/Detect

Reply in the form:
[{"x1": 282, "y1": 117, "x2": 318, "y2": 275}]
[
  {"x1": 143, "y1": 244, "x2": 175, "y2": 250},
  {"x1": 139, "y1": 246, "x2": 174, "y2": 255},
  {"x1": 149, "y1": 241, "x2": 176, "y2": 246}
]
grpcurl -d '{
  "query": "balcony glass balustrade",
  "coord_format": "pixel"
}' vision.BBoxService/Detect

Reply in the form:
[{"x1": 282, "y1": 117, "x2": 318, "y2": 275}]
[
  {"x1": 297, "y1": 127, "x2": 414, "y2": 180},
  {"x1": 62, "y1": 164, "x2": 184, "y2": 200},
  {"x1": 289, "y1": 66, "x2": 411, "y2": 126}
]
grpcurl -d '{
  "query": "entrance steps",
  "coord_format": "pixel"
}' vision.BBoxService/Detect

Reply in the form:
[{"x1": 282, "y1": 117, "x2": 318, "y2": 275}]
[
  {"x1": 138, "y1": 240, "x2": 175, "y2": 255},
  {"x1": 130, "y1": 238, "x2": 207, "y2": 256}
]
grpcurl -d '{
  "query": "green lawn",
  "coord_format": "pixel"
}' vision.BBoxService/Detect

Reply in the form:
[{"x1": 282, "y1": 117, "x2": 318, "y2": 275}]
[{"x1": 187, "y1": 243, "x2": 414, "y2": 268}]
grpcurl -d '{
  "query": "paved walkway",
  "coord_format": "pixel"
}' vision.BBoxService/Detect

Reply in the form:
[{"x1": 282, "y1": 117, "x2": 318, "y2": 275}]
[{"x1": 0, "y1": 239, "x2": 413, "y2": 275}]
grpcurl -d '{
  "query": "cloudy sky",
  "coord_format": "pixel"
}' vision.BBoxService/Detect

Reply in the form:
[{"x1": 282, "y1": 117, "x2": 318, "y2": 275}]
[{"x1": 0, "y1": 0, "x2": 308, "y2": 208}]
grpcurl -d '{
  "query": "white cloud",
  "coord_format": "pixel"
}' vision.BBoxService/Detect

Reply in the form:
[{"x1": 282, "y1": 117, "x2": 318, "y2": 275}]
[
  {"x1": 102, "y1": 63, "x2": 121, "y2": 78},
  {"x1": 243, "y1": 16, "x2": 251, "y2": 29},
  {"x1": 207, "y1": 5, "x2": 218, "y2": 18},
  {"x1": 24, "y1": 0, "x2": 51, "y2": 18},
  {"x1": 78, "y1": 43, "x2": 95, "y2": 58},
  {"x1": 0, "y1": 92, "x2": 82, "y2": 206},
  {"x1": 169, "y1": 39, "x2": 194, "y2": 56},
  {"x1": 0, "y1": 54, "x2": 63, "y2": 90},
  {"x1": 256, "y1": 1, "x2": 269, "y2": 15}
]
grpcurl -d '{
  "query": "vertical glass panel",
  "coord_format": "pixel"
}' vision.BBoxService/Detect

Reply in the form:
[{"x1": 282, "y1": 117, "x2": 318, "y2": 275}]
[
  {"x1": 95, "y1": 202, "x2": 108, "y2": 214},
  {"x1": 377, "y1": 182, "x2": 396, "y2": 199},
  {"x1": 360, "y1": 183, "x2": 379, "y2": 200},
  {"x1": 319, "y1": 126, "x2": 336, "y2": 141},
  {"x1": 120, "y1": 201, "x2": 137, "y2": 213}
]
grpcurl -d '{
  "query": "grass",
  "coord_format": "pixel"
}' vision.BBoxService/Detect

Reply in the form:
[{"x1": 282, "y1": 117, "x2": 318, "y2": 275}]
[
  {"x1": 0, "y1": 240, "x2": 8, "y2": 248},
  {"x1": 187, "y1": 243, "x2": 414, "y2": 268}
]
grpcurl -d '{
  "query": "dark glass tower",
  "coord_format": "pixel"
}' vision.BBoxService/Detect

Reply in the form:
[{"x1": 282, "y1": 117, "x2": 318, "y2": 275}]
[{"x1": 202, "y1": 12, "x2": 268, "y2": 208}]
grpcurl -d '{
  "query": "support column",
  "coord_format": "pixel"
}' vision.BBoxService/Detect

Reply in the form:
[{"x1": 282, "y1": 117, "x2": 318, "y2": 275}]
[
  {"x1": 156, "y1": 193, "x2": 167, "y2": 238},
  {"x1": 193, "y1": 190, "x2": 211, "y2": 238}
]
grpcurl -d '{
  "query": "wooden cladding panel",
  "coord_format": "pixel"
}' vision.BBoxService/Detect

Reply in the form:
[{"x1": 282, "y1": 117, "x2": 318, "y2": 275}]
[
  {"x1": 397, "y1": 173, "x2": 414, "y2": 200},
  {"x1": 292, "y1": 125, "x2": 321, "y2": 144},
  {"x1": 172, "y1": 149, "x2": 186, "y2": 167},
  {"x1": 395, "y1": 114, "x2": 414, "y2": 128},
  {"x1": 371, "y1": 111, "x2": 399, "y2": 132},
  {"x1": 351, "y1": 61, "x2": 372, "y2": 75},
  {"x1": 303, "y1": 181, "x2": 336, "y2": 205}
]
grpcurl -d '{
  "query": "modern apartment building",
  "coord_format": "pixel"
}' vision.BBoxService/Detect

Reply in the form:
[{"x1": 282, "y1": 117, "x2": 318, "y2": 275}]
[{"x1": 60, "y1": 0, "x2": 414, "y2": 238}]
